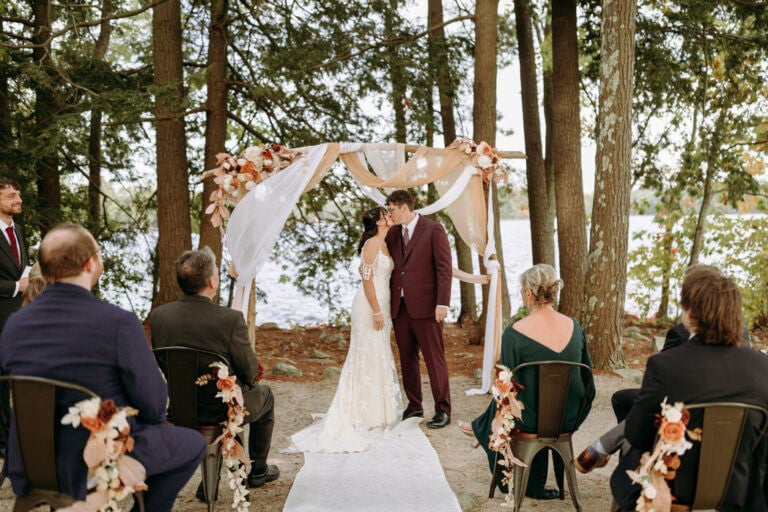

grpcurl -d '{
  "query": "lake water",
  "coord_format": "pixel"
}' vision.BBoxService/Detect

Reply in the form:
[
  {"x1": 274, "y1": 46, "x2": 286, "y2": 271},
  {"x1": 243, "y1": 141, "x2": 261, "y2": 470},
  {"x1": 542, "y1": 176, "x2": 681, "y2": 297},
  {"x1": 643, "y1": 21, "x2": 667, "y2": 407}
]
[{"x1": 251, "y1": 216, "x2": 663, "y2": 327}]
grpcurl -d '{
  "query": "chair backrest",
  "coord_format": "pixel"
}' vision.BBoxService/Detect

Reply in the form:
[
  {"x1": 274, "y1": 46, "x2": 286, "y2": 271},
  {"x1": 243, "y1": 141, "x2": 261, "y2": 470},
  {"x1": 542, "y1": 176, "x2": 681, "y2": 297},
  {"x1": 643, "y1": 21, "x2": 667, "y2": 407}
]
[
  {"x1": 511, "y1": 360, "x2": 594, "y2": 438},
  {"x1": 685, "y1": 402, "x2": 768, "y2": 510},
  {"x1": 0, "y1": 375, "x2": 98, "y2": 493},
  {"x1": 153, "y1": 346, "x2": 233, "y2": 428}
]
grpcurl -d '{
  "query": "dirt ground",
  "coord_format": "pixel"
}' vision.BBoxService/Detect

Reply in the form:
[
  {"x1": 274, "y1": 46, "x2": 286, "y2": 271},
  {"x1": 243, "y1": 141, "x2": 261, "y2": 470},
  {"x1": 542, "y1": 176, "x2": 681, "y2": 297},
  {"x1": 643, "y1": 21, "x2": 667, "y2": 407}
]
[{"x1": 1, "y1": 323, "x2": 765, "y2": 511}]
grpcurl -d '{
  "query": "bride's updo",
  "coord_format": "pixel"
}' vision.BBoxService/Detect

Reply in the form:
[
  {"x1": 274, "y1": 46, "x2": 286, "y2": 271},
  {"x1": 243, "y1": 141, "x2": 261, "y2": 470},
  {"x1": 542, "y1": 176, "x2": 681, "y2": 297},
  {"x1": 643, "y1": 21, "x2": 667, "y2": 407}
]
[
  {"x1": 520, "y1": 264, "x2": 562, "y2": 306},
  {"x1": 356, "y1": 207, "x2": 386, "y2": 255}
]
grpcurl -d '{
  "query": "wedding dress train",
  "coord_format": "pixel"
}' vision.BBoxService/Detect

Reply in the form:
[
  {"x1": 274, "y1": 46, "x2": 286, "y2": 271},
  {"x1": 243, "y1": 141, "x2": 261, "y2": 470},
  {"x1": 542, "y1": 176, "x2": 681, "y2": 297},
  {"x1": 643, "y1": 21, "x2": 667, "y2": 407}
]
[{"x1": 290, "y1": 248, "x2": 402, "y2": 453}]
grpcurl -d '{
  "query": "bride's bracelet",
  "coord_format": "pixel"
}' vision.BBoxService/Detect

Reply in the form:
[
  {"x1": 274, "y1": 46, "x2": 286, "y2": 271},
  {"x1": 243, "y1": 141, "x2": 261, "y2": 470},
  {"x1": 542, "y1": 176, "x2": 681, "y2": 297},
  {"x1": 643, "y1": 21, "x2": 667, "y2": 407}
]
[{"x1": 373, "y1": 312, "x2": 383, "y2": 318}]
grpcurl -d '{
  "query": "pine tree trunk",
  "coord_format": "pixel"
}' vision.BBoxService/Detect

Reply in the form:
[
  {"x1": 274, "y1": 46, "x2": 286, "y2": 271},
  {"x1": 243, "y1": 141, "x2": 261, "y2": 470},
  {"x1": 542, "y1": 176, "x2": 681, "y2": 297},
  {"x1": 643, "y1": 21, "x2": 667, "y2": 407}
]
[
  {"x1": 551, "y1": 0, "x2": 587, "y2": 318},
  {"x1": 428, "y1": 0, "x2": 477, "y2": 325},
  {"x1": 474, "y1": 0, "x2": 511, "y2": 322},
  {"x1": 88, "y1": 0, "x2": 114, "y2": 234},
  {"x1": 199, "y1": 0, "x2": 227, "y2": 270},
  {"x1": 32, "y1": 0, "x2": 60, "y2": 232},
  {"x1": 385, "y1": 0, "x2": 407, "y2": 143},
  {"x1": 152, "y1": 0, "x2": 191, "y2": 308},
  {"x1": 581, "y1": 0, "x2": 636, "y2": 370},
  {"x1": 541, "y1": 17, "x2": 557, "y2": 249},
  {"x1": 0, "y1": 20, "x2": 12, "y2": 180},
  {"x1": 688, "y1": 165, "x2": 713, "y2": 266},
  {"x1": 514, "y1": 0, "x2": 555, "y2": 266}
]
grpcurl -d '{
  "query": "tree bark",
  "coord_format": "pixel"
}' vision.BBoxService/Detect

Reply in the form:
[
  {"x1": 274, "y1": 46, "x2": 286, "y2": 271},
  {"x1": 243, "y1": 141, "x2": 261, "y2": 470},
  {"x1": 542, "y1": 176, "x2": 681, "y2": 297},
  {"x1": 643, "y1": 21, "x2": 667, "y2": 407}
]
[
  {"x1": 540, "y1": 15, "x2": 557, "y2": 256},
  {"x1": 551, "y1": 0, "x2": 587, "y2": 318},
  {"x1": 152, "y1": 0, "x2": 191, "y2": 308},
  {"x1": 428, "y1": 0, "x2": 477, "y2": 325},
  {"x1": 199, "y1": 0, "x2": 227, "y2": 275},
  {"x1": 581, "y1": 0, "x2": 636, "y2": 369},
  {"x1": 32, "y1": 0, "x2": 61, "y2": 232},
  {"x1": 88, "y1": 0, "x2": 114, "y2": 234},
  {"x1": 688, "y1": 164, "x2": 713, "y2": 266},
  {"x1": 474, "y1": 0, "x2": 511, "y2": 321},
  {"x1": 385, "y1": 0, "x2": 407, "y2": 143},
  {"x1": 0, "y1": 20, "x2": 12, "y2": 180},
  {"x1": 514, "y1": 0, "x2": 555, "y2": 266}
]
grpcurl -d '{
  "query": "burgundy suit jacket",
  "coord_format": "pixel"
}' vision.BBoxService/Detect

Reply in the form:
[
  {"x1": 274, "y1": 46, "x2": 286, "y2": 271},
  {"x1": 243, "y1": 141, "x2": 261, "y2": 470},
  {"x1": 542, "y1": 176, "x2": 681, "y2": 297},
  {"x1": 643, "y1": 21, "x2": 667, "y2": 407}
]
[{"x1": 385, "y1": 216, "x2": 452, "y2": 320}]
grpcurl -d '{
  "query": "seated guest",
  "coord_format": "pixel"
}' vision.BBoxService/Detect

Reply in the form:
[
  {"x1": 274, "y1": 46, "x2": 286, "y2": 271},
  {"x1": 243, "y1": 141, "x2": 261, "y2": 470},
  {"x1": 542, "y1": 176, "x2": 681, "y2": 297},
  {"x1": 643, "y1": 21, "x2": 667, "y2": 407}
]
[
  {"x1": 150, "y1": 248, "x2": 279, "y2": 499},
  {"x1": 577, "y1": 264, "x2": 752, "y2": 473},
  {"x1": 458, "y1": 264, "x2": 594, "y2": 499},
  {"x1": 610, "y1": 268, "x2": 768, "y2": 511},
  {"x1": 0, "y1": 224, "x2": 205, "y2": 511}
]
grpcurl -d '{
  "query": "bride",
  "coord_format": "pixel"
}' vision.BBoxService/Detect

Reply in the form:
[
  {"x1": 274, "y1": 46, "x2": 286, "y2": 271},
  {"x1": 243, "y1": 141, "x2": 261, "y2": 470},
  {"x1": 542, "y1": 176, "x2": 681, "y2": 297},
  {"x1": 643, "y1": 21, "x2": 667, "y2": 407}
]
[{"x1": 290, "y1": 207, "x2": 403, "y2": 452}]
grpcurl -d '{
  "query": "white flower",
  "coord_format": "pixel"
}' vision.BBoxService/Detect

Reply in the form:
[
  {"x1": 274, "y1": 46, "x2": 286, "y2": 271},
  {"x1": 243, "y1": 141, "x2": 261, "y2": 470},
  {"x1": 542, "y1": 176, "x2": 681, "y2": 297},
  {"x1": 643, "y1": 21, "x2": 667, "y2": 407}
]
[
  {"x1": 79, "y1": 397, "x2": 101, "y2": 418},
  {"x1": 61, "y1": 406, "x2": 82, "y2": 428},
  {"x1": 245, "y1": 181, "x2": 257, "y2": 190},
  {"x1": 476, "y1": 154, "x2": 493, "y2": 169},
  {"x1": 242, "y1": 146, "x2": 261, "y2": 162},
  {"x1": 237, "y1": 158, "x2": 247, "y2": 167},
  {"x1": 643, "y1": 484, "x2": 657, "y2": 499},
  {"x1": 664, "y1": 406, "x2": 683, "y2": 424},
  {"x1": 212, "y1": 362, "x2": 229, "y2": 378}
]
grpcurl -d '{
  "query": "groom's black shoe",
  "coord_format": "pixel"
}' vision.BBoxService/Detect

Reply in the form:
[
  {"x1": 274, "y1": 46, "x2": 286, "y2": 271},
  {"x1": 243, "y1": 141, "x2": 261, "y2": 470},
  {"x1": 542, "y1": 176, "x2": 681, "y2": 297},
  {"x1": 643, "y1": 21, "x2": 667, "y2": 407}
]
[
  {"x1": 248, "y1": 464, "x2": 280, "y2": 488},
  {"x1": 402, "y1": 408, "x2": 424, "y2": 420},
  {"x1": 427, "y1": 411, "x2": 450, "y2": 429}
]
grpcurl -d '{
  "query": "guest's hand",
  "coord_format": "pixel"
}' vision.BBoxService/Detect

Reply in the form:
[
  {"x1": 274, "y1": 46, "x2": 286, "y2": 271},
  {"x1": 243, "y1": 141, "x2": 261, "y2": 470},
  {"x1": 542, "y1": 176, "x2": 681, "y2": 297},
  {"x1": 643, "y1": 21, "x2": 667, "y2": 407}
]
[{"x1": 435, "y1": 305, "x2": 448, "y2": 323}]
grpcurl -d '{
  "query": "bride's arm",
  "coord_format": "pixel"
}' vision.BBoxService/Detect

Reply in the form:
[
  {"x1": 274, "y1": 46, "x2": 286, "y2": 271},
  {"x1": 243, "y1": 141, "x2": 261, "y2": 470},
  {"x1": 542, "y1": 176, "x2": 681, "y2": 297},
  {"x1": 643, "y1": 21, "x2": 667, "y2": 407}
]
[{"x1": 360, "y1": 240, "x2": 384, "y2": 331}]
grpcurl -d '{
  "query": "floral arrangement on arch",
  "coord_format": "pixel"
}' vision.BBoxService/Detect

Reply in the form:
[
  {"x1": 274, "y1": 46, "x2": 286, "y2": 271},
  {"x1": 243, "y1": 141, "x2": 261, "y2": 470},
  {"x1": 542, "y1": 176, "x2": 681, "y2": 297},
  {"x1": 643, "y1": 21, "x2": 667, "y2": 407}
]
[
  {"x1": 448, "y1": 137, "x2": 509, "y2": 185},
  {"x1": 626, "y1": 398, "x2": 702, "y2": 512},
  {"x1": 59, "y1": 398, "x2": 147, "y2": 512},
  {"x1": 203, "y1": 143, "x2": 299, "y2": 230},
  {"x1": 488, "y1": 364, "x2": 527, "y2": 502},
  {"x1": 196, "y1": 362, "x2": 251, "y2": 512}
]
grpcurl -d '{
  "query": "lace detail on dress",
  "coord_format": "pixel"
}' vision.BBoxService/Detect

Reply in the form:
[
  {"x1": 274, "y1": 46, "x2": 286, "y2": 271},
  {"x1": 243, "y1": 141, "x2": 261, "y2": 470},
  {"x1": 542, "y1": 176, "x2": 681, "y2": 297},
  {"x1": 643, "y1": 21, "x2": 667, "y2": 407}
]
[{"x1": 290, "y1": 248, "x2": 402, "y2": 453}]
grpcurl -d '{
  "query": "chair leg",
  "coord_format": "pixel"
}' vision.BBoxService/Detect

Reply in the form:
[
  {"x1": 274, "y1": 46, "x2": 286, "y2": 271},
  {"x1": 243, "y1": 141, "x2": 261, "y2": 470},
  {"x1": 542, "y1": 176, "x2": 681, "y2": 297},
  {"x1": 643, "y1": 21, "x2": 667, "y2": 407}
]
[
  {"x1": 489, "y1": 452, "x2": 501, "y2": 498},
  {"x1": 551, "y1": 440, "x2": 582, "y2": 512},
  {"x1": 510, "y1": 440, "x2": 545, "y2": 512},
  {"x1": 200, "y1": 442, "x2": 222, "y2": 512},
  {"x1": 552, "y1": 448, "x2": 565, "y2": 500}
]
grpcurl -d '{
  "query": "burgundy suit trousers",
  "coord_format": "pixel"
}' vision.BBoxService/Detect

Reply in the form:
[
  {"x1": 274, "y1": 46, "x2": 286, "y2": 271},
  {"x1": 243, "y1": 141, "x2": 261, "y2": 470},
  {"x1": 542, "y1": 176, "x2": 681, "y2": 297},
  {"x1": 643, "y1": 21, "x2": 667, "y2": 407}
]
[{"x1": 393, "y1": 298, "x2": 451, "y2": 415}]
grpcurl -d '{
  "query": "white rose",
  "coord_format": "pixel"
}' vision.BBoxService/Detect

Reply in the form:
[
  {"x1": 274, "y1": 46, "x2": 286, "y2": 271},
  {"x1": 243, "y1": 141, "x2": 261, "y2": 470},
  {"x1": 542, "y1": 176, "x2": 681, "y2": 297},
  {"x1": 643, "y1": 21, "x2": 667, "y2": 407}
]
[
  {"x1": 237, "y1": 158, "x2": 247, "y2": 167},
  {"x1": 245, "y1": 181, "x2": 257, "y2": 190},
  {"x1": 477, "y1": 155, "x2": 493, "y2": 169},
  {"x1": 665, "y1": 407, "x2": 682, "y2": 424},
  {"x1": 242, "y1": 146, "x2": 261, "y2": 162}
]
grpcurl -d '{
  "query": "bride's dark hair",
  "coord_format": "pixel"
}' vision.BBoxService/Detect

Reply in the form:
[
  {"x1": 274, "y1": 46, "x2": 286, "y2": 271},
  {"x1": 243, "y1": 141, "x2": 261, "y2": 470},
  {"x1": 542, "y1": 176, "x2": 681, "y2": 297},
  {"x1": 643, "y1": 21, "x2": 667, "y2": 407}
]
[{"x1": 357, "y1": 207, "x2": 385, "y2": 255}]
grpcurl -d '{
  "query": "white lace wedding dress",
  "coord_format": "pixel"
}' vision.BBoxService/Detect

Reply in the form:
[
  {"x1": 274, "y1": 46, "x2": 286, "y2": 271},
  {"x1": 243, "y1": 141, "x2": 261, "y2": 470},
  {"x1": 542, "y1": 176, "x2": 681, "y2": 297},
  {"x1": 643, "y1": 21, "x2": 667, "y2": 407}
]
[{"x1": 290, "y1": 248, "x2": 403, "y2": 452}]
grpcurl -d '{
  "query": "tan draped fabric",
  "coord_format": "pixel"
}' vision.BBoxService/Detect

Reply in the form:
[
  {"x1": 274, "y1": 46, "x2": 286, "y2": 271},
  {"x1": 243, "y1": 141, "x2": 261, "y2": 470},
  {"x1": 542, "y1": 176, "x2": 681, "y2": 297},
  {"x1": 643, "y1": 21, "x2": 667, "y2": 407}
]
[{"x1": 303, "y1": 143, "x2": 341, "y2": 193}]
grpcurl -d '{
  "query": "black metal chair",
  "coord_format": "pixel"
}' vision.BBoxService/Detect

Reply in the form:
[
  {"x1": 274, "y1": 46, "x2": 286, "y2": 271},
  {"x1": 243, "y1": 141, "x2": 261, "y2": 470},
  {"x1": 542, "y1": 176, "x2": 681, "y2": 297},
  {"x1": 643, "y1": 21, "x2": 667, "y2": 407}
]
[
  {"x1": 0, "y1": 375, "x2": 145, "y2": 512},
  {"x1": 489, "y1": 360, "x2": 594, "y2": 512},
  {"x1": 153, "y1": 346, "x2": 233, "y2": 512}
]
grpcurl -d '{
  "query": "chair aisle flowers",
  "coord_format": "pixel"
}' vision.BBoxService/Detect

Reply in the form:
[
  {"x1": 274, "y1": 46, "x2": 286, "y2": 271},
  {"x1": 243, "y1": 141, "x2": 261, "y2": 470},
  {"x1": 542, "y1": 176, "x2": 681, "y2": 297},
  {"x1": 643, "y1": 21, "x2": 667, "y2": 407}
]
[
  {"x1": 59, "y1": 398, "x2": 147, "y2": 512},
  {"x1": 196, "y1": 361, "x2": 251, "y2": 512},
  {"x1": 626, "y1": 398, "x2": 702, "y2": 512},
  {"x1": 489, "y1": 364, "x2": 527, "y2": 505}
]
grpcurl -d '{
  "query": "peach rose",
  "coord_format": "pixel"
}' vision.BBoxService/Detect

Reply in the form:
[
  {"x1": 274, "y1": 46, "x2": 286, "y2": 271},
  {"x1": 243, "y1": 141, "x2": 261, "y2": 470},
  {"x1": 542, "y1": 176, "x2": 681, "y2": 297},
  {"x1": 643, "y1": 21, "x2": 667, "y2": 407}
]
[
  {"x1": 660, "y1": 420, "x2": 685, "y2": 442},
  {"x1": 81, "y1": 416, "x2": 106, "y2": 434},
  {"x1": 217, "y1": 376, "x2": 236, "y2": 392}
]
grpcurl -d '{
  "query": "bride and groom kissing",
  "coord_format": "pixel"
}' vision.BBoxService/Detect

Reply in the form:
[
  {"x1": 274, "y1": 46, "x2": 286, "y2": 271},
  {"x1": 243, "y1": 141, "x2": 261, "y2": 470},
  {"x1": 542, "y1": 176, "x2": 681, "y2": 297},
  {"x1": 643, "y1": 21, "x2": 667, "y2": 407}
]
[{"x1": 291, "y1": 189, "x2": 453, "y2": 453}]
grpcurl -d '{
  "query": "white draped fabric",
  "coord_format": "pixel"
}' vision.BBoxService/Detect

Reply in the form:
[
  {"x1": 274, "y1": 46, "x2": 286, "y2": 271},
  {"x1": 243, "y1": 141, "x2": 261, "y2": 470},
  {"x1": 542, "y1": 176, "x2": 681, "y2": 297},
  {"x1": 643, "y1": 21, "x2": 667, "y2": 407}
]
[{"x1": 225, "y1": 142, "x2": 508, "y2": 394}]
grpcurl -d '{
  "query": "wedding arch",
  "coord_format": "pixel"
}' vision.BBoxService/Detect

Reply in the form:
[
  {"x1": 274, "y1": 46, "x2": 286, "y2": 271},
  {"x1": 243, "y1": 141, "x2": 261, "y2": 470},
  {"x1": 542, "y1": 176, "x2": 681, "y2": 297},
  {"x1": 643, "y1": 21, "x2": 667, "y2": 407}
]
[{"x1": 205, "y1": 140, "x2": 525, "y2": 395}]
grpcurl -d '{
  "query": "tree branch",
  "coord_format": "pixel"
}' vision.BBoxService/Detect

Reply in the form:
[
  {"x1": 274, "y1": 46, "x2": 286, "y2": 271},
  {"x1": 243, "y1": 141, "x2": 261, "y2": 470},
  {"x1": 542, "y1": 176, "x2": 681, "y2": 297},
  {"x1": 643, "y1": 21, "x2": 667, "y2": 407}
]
[
  {"x1": 293, "y1": 14, "x2": 475, "y2": 75},
  {"x1": 726, "y1": 138, "x2": 768, "y2": 150},
  {"x1": 226, "y1": 111, "x2": 269, "y2": 143}
]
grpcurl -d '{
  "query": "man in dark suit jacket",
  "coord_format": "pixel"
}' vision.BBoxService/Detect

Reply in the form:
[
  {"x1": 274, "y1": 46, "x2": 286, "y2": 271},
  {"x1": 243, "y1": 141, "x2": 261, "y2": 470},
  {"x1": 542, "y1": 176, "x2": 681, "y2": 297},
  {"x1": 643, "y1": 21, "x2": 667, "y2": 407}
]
[
  {"x1": 385, "y1": 189, "x2": 453, "y2": 429},
  {"x1": 0, "y1": 177, "x2": 30, "y2": 457},
  {"x1": 0, "y1": 224, "x2": 205, "y2": 511},
  {"x1": 150, "y1": 247, "x2": 279, "y2": 491},
  {"x1": 610, "y1": 269, "x2": 768, "y2": 511}
]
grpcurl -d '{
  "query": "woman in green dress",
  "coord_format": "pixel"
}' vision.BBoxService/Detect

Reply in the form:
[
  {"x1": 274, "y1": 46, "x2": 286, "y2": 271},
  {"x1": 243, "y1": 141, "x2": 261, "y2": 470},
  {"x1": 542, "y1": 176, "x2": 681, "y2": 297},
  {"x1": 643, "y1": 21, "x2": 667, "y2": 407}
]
[{"x1": 459, "y1": 264, "x2": 594, "y2": 500}]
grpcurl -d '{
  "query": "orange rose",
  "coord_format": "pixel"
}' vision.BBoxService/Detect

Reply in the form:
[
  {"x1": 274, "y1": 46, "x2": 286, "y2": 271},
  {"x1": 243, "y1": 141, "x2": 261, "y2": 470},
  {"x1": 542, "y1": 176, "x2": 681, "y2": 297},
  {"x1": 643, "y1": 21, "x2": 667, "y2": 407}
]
[
  {"x1": 81, "y1": 416, "x2": 106, "y2": 433},
  {"x1": 660, "y1": 420, "x2": 685, "y2": 442},
  {"x1": 217, "y1": 376, "x2": 236, "y2": 392}
]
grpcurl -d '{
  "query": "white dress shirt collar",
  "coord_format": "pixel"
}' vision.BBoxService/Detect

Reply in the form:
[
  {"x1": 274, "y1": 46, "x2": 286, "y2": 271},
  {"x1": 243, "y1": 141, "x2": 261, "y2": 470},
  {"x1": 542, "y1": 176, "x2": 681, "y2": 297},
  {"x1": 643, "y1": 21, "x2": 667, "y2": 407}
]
[{"x1": 404, "y1": 213, "x2": 419, "y2": 235}]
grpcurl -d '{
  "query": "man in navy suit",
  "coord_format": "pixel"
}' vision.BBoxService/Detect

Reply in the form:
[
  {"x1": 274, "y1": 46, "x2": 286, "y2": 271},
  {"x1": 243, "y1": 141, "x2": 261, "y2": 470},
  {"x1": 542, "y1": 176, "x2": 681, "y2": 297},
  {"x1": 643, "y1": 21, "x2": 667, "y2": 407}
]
[
  {"x1": 0, "y1": 177, "x2": 29, "y2": 458},
  {"x1": 0, "y1": 224, "x2": 205, "y2": 511}
]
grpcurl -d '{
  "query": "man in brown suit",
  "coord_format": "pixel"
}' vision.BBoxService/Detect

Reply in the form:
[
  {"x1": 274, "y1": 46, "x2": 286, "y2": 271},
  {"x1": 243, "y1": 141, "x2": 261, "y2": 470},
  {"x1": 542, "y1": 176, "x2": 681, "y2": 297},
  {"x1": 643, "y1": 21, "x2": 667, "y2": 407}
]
[{"x1": 385, "y1": 190, "x2": 452, "y2": 429}]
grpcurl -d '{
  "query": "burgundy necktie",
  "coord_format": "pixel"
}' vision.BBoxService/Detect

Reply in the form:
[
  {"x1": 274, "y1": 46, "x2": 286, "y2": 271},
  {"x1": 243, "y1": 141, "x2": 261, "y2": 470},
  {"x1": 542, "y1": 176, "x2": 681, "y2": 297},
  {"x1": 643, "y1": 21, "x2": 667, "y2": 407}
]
[
  {"x1": 6, "y1": 226, "x2": 19, "y2": 266},
  {"x1": 402, "y1": 226, "x2": 410, "y2": 254}
]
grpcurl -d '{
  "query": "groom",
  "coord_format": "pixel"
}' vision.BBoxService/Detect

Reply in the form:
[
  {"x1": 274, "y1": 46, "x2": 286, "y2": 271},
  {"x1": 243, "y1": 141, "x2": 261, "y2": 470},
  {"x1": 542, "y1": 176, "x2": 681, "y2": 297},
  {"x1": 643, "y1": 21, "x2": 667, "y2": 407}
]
[{"x1": 385, "y1": 189, "x2": 452, "y2": 429}]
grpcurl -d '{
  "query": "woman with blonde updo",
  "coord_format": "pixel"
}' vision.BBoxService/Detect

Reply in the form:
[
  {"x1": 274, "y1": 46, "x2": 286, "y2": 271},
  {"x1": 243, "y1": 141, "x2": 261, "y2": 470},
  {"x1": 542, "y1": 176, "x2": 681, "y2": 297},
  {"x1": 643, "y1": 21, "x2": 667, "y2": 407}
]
[{"x1": 458, "y1": 264, "x2": 595, "y2": 499}]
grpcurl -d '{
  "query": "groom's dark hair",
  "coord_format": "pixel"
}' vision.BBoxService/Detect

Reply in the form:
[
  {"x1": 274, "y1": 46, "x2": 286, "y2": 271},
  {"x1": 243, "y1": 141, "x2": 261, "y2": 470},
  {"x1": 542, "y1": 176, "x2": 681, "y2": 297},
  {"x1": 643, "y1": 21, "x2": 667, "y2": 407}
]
[{"x1": 386, "y1": 189, "x2": 414, "y2": 211}]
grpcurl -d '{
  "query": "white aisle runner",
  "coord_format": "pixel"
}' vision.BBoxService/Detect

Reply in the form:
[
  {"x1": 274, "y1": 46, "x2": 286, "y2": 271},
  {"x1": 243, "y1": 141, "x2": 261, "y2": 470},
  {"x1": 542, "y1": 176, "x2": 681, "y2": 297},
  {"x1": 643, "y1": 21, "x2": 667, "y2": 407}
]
[{"x1": 283, "y1": 417, "x2": 462, "y2": 511}]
